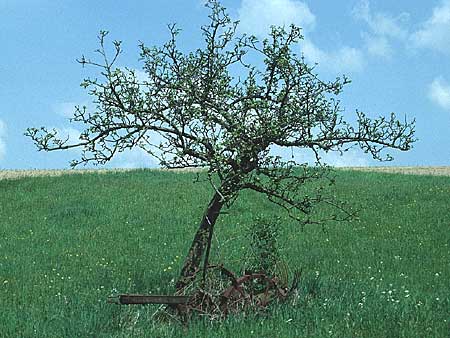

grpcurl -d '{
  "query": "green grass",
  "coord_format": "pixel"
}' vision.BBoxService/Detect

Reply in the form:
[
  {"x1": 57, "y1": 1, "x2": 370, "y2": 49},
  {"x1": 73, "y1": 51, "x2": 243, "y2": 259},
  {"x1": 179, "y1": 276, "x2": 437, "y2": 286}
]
[{"x1": 0, "y1": 169, "x2": 449, "y2": 337}]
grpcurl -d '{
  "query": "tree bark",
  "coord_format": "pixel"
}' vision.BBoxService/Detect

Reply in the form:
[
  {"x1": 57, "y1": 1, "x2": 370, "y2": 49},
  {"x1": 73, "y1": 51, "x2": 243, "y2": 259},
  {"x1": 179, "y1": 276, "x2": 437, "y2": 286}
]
[{"x1": 176, "y1": 190, "x2": 224, "y2": 292}]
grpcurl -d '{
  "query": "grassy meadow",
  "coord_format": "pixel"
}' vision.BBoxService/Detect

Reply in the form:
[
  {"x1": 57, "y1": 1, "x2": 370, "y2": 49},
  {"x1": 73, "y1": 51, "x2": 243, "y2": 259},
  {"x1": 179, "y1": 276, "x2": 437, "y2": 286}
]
[{"x1": 0, "y1": 169, "x2": 449, "y2": 337}]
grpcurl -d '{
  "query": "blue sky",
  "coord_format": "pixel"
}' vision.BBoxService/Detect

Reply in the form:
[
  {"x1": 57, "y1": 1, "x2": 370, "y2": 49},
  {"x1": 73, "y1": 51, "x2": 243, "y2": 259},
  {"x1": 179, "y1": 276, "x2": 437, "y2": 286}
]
[{"x1": 1, "y1": 0, "x2": 449, "y2": 169}]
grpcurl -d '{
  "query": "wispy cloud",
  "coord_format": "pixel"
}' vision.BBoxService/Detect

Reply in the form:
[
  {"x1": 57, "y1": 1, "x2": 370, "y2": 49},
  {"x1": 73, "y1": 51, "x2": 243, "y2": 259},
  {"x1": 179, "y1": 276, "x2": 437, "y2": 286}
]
[
  {"x1": 118, "y1": 67, "x2": 150, "y2": 84},
  {"x1": 49, "y1": 125, "x2": 160, "y2": 168},
  {"x1": 237, "y1": 0, "x2": 365, "y2": 74},
  {"x1": 352, "y1": 0, "x2": 409, "y2": 58},
  {"x1": 134, "y1": 69, "x2": 150, "y2": 83},
  {"x1": 107, "y1": 130, "x2": 163, "y2": 169},
  {"x1": 237, "y1": 0, "x2": 316, "y2": 36},
  {"x1": 362, "y1": 34, "x2": 392, "y2": 58},
  {"x1": 0, "y1": 119, "x2": 6, "y2": 161},
  {"x1": 44, "y1": 126, "x2": 83, "y2": 154},
  {"x1": 58, "y1": 127, "x2": 82, "y2": 144},
  {"x1": 410, "y1": 0, "x2": 450, "y2": 54},
  {"x1": 50, "y1": 125, "x2": 159, "y2": 168},
  {"x1": 352, "y1": 0, "x2": 409, "y2": 39},
  {"x1": 301, "y1": 40, "x2": 366, "y2": 74},
  {"x1": 271, "y1": 146, "x2": 371, "y2": 167},
  {"x1": 108, "y1": 147, "x2": 159, "y2": 169},
  {"x1": 429, "y1": 77, "x2": 450, "y2": 110},
  {"x1": 321, "y1": 149, "x2": 370, "y2": 167},
  {"x1": 52, "y1": 102, "x2": 80, "y2": 118}
]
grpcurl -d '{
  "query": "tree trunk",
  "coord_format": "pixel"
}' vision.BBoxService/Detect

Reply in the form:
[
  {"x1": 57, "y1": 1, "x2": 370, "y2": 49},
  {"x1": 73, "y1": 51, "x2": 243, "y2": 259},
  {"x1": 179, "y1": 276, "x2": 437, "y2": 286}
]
[{"x1": 175, "y1": 190, "x2": 224, "y2": 292}]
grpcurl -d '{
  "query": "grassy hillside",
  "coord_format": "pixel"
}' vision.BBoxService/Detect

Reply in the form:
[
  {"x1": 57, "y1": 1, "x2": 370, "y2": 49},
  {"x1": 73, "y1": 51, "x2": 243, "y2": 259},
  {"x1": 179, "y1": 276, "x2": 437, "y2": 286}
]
[{"x1": 0, "y1": 169, "x2": 449, "y2": 337}]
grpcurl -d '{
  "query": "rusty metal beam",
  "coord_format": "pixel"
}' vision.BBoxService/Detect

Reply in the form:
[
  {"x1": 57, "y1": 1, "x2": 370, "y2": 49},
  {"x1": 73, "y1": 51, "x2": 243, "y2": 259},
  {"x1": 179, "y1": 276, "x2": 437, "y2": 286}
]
[{"x1": 107, "y1": 294, "x2": 189, "y2": 305}]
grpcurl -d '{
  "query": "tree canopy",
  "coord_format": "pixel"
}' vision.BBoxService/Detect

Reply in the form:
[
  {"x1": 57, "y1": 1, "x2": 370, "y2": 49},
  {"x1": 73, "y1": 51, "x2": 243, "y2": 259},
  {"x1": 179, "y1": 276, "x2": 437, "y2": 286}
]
[{"x1": 26, "y1": 0, "x2": 415, "y2": 291}]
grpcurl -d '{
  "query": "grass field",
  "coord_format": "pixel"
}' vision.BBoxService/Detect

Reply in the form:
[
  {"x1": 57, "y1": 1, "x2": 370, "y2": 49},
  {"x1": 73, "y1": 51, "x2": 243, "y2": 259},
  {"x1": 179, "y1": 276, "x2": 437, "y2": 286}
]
[{"x1": 0, "y1": 169, "x2": 449, "y2": 337}]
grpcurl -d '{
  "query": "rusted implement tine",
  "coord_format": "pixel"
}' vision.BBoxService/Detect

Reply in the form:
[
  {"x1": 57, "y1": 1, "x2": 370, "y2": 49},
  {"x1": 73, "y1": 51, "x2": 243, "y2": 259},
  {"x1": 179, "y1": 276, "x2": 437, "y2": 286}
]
[{"x1": 107, "y1": 294, "x2": 189, "y2": 305}]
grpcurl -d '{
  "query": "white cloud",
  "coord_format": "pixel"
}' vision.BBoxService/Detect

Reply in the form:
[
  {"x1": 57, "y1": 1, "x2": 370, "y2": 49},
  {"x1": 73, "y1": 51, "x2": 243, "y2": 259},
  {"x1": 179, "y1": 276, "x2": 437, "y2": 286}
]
[
  {"x1": 237, "y1": 0, "x2": 316, "y2": 36},
  {"x1": 238, "y1": 0, "x2": 365, "y2": 74},
  {"x1": 321, "y1": 149, "x2": 370, "y2": 167},
  {"x1": 270, "y1": 145, "x2": 370, "y2": 167},
  {"x1": 106, "y1": 130, "x2": 163, "y2": 169},
  {"x1": 117, "y1": 67, "x2": 150, "y2": 84},
  {"x1": 46, "y1": 127, "x2": 82, "y2": 153},
  {"x1": 373, "y1": 13, "x2": 409, "y2": 39},
  {"x1": 49, "y1": 125, "x2": 160, "y2": 168},
  {"x1": 410, "y1": 0, "x2": 450, "y2": 54},
  {"x1": 352, "y1": 0, "x2": 408, "y2": 39},
  {"x1": 301, "y1": 39, "x2": 366, "y2": 74},
  {"x1": 51, "y1": 126, "x2": 159, "y2": 168},
  {"x1": 108, "y1": 147, "x2": 158, "y2": 169},
  {"x1": 429, "y1": 77, "x2": 450, "y2": 110},
  {"x1": 362, "y1": 34, "x2": 392, "y2": 58},
  {"x1": 0, "y1": 119, "x2": 6, "y2": 161},
  {"x1": 352, "y1": 0, "x2": 409, "y2": 58},
  {"x1": 59, "y1": 127, "x2": 82, "y2": 144},
  {"x1": 52, "y1": 102, "x2": 79, "y2": 118},
  {"x1": 134, "y1": 69, "x2": 150, "y2": 83}
]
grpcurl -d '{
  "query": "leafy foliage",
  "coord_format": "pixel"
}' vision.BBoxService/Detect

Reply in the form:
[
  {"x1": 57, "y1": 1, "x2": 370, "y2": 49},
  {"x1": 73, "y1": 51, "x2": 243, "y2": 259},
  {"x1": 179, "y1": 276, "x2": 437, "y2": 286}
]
[
  {"x1": 25, "y1": 0, "x2": 415, "y2": 288},
  {"x1": 245, "y1": 216, "x2": 282, "y2": 276},
  {"x1": 25, "y1": 1, "x2": 415, "y2": 224}
]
